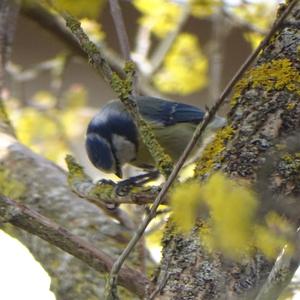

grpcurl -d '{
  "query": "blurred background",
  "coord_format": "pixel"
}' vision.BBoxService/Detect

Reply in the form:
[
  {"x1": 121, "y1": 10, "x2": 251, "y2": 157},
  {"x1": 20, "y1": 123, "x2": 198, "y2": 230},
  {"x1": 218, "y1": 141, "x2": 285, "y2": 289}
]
[{"x1": 3, "y1": 0, "x2": 299, "y2": 299}]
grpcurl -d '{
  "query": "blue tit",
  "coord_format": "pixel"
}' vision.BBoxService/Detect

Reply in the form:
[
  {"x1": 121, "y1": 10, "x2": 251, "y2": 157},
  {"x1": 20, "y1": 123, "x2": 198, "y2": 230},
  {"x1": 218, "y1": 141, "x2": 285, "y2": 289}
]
[{"x1": 85, "y1": 96, "x2": 226, "y2": 179}]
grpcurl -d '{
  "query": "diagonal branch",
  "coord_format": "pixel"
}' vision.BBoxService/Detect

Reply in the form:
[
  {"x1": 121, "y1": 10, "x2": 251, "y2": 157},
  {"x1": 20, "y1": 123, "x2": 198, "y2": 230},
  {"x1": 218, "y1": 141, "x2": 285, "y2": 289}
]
[
  {"x1": 106, "y1": 0, "x2": 299, "y2": 297},
  {"x1": 0, "y1": 194, "x2": 149, "y2": 298},
  {"x1": 108, "y1": 0, "x2": 138, "y2": 95}
]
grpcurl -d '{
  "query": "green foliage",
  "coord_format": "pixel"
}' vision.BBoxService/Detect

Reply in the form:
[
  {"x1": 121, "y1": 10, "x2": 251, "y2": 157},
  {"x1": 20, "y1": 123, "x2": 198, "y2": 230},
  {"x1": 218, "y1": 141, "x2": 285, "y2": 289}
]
[
  {"x1": 9, "y1": 85, "x2": 89, "y2": 166},
  {"x1": 243, "y1": 32, "x2": 263, "y2": 50},
  {"x1": 170, "y1": 172, "x2": 292, "y2": 260},
  {"x1": 15, "y1": 106, "x2": 67, "y2": 163},
  {"x1": 51, "y1": 0, "x2": 104, "y2": 18},
  {"x1": 63, "y1": 84, "x2": 88, "y2": 109},
  {"x1": 233, "y1": 2, "x2": 274, "y2": 32},
  {"x1": 80, "y1": 18, "x2": 105, "y2": 43},
  {"x1": 154, "y1": 33, "x2": 208, "y2": 95},
  {"x1": 133, "y1": 0, "x2": 220, "y2": 37},
  {"x1": 191, "y1": 0, "x2": 221, "y2": 18},
  {"x1": 133, "y1": 0, "x2": 181, "y2": 37}
]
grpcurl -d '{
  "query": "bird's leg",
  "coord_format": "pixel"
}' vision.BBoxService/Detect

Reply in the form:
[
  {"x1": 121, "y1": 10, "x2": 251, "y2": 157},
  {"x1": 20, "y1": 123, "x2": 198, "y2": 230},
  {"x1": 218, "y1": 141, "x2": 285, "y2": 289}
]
[{"x1": 115, "y1": 170, "x2": 160, "y2": 196}]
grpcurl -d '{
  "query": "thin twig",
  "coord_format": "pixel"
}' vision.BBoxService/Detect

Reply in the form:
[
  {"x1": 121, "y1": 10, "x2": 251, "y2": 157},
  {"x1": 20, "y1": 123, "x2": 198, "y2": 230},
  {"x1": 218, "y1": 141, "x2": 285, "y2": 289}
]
[
  {"x1": 209, "y1": 4, "x2": 227, "y2": 105},
  {"x1": 135, "y1": 25, "x2": 151, "y2": 59},
  {"x1": 108, "y1": 0, "x2": 138, "y2": 95},
  {"x1": 106, "y1": 0, "x2": 299, "y2": 296},
  {"x1": 0, "y1": 194, "x2": 148, "y2": 298},
  {"x1": 108, "y1": 0, "x2": 131, "y2": 61},
  {"x1": 149, "y1": 271, "x2": 170, "y2": 300},
  {"x1": 148, "y1": 2, "x2": 190, "y2": 75}
]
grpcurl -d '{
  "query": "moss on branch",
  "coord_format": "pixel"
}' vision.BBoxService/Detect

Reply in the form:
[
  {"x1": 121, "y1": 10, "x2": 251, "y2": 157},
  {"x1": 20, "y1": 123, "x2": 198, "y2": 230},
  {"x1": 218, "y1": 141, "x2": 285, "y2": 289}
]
[
  {"x1": 65, "y1": 15, "x2": 173, "y2": 178},
  {"x1": 194, "y1": 125, "x2": 235, "y2": 177}
]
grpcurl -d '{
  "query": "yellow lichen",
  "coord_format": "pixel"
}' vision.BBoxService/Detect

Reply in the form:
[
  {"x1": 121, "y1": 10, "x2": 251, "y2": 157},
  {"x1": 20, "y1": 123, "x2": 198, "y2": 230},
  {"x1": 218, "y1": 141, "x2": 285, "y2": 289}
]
[
  {"x1": 90, "y1": 182, "x2": 115, "y2": 201},
  {"x1": 194, "y1": 125, "x2": 234, "y2": 177},
  {"x1": 0, "y1": 100, "x2": 15, "y2": 135},
  {"x1": 231, "y1": 58, "x2": 300, "y2": 106},
  {"x1": 286, "y1": 102, "x2": 296, "y2": 110},
  {"x1": 154, "y1": 33, "x2": 208, "y2": 95},
  {"x1": 65, "y1": 154, "x2": 87, "y2": 183}
]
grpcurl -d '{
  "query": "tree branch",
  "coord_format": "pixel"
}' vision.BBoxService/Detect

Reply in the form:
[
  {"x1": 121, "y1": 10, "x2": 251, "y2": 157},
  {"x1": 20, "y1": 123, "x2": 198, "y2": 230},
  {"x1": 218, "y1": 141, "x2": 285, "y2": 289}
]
[
  {"x1": 0, "y1": 194, "x2": 149, "y2": 298},
  {"x1": 0, "y1": 0, "x2": 19, "y2": 137},
  {"x1": 108, "y1": 0, "x2": 131, "y2": 61},
  {"x1": 65, "y1": 155, "x2": 163, "y2": 229},
  {"x1": 108, "y1": 0, "x2": 138, "y2": 95}
]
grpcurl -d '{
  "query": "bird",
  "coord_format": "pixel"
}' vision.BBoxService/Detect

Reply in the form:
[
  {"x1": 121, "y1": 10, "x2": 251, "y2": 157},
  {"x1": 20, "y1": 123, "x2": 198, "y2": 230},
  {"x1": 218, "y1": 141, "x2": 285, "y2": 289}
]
[{"x1": 85, "y1": 96, "x2": 226, "y2": 188}]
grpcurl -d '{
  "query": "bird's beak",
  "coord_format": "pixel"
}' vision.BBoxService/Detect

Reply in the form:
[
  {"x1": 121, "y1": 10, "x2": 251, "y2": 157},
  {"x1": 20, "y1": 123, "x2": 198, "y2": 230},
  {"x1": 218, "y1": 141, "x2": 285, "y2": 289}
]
[{"x1": 115, "y1": 166, "x2": 123, "y2": 178}]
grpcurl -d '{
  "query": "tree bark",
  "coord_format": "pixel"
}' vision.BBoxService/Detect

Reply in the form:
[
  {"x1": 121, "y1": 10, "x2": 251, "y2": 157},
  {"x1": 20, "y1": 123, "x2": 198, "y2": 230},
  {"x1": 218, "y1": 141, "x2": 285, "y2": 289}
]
[{"x1": 153, "y1": 3, "x2": 300, "y2": 299}]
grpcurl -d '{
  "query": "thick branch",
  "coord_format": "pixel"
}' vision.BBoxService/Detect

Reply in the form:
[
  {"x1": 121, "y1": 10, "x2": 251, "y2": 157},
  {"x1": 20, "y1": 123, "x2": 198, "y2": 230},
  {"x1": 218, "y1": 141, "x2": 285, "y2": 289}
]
[
  {"x1": 0, "y1": 194, "x2": 148, "y2": 298},
  {"x1": 66, "y1": 155, "x2": 163, "y2": 208}
]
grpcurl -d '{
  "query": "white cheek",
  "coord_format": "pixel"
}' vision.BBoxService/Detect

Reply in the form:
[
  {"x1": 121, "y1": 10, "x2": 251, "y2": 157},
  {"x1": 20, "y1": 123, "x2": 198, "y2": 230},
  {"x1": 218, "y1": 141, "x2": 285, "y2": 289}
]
[{"x1": 112, "y1": 134, "x2": 136, "y2": 165}]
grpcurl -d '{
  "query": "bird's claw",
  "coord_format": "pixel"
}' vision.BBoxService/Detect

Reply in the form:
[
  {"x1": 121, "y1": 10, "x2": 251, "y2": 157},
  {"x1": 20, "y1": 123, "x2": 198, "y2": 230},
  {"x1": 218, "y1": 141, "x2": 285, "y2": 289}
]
[
  {"x1": 96, "y1": 178, "x2": 116, "y2": 186},
  {"x1": 115, "y1": 170, "x2": 160, "y2": 197}
]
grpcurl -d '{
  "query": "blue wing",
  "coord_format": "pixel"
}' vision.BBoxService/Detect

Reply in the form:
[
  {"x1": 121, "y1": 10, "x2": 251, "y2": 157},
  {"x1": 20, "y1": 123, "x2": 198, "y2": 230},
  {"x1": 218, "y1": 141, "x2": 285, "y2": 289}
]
[{"x1": 136, "y1": 96, "x2": 205, "y2": 126}]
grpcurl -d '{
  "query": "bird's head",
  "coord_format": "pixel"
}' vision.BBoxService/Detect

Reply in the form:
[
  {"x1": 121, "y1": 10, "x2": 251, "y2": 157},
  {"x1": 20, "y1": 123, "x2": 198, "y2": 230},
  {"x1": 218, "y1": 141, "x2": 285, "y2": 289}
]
[
  {"x1": 85, "y1": 106, "x2": 138, "y2": 178},
  {"x1": 85, "y1": 132, "x2": 123, "y2": 178}
]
